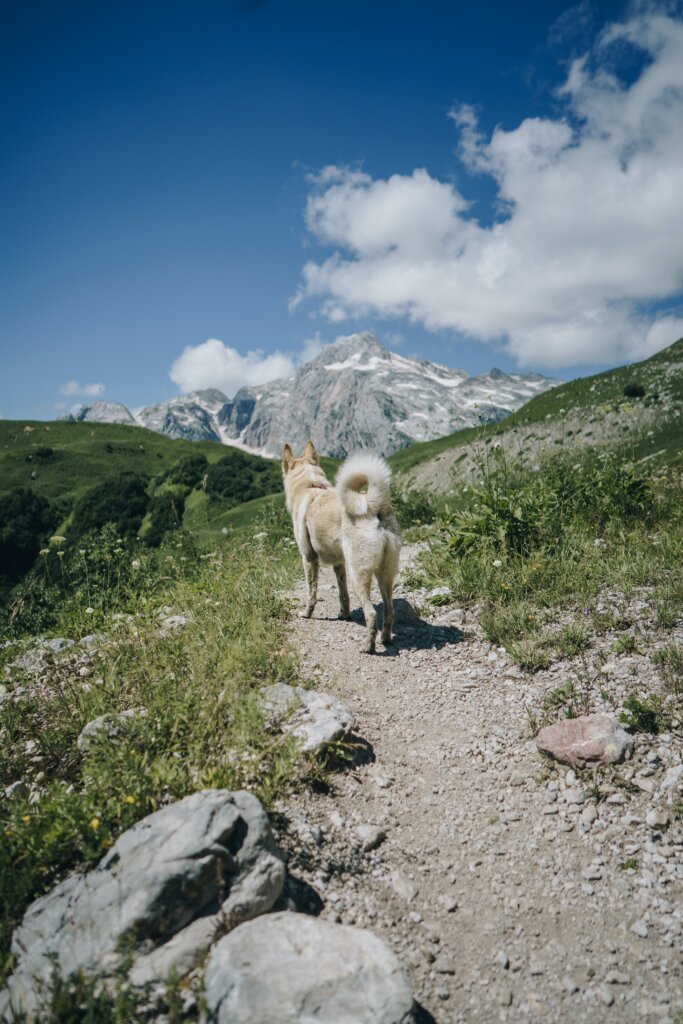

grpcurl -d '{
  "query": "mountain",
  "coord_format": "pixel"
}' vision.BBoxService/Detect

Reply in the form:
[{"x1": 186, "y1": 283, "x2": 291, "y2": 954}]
[
  {"x1": 389, "y1": 336, "x2": 683, "y2": 489},
  {"x1": 63, "y1": 333, "x2": 558, "y2": 457}
]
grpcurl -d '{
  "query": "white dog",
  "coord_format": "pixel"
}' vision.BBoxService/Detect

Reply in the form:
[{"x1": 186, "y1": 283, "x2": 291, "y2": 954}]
[{"x1": 282, "y1": 441, "x2": 402, "y2": 653}]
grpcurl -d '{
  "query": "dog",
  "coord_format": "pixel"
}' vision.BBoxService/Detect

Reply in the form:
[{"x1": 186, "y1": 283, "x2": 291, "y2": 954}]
[{"x1": 282, "y1": 441, "x2": 402, "y2": 653}]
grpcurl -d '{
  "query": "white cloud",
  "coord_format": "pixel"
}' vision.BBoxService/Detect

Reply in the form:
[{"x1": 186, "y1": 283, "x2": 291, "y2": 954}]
[
  {"x1": 294, "y1": 8, "x2": 683, "y2": 368},
  {"x1": 59, "y1": 380, "x2": 105, "y2": 398},
  {"x1": 169, "y1": 338, "x2": 300, "y2": 397}
]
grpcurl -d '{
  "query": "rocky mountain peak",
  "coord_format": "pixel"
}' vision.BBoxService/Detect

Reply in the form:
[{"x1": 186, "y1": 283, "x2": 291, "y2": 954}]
[{"x1": 59, "y1": 333, "x2": 559, "y2": 456}]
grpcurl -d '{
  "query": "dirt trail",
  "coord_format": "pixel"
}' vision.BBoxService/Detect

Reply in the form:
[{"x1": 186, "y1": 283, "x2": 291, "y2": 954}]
[{"x1": 276, "y1": 547, "x2": 682, "y2": 1024}]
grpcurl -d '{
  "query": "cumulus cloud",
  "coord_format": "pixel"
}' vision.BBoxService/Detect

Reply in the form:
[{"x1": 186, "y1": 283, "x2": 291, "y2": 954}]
[
  {"x1": 169, "y1": 339, "x2": 296, "y2": 396},
  {"x1": 59, "y1": 381, "x2": 105, "y2": 398},
  {"x1": 293, "y1": 8, "x2": 683, "y2": 368}
]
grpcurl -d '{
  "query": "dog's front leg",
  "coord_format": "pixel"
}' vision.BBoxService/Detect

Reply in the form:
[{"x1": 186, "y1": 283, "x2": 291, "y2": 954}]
[
  {"x1": 300, "y1": 554, "x2": 319, "y2": 618},
  {"x1": 334, "y1": 562, "x2": 350, "y2": 620}
]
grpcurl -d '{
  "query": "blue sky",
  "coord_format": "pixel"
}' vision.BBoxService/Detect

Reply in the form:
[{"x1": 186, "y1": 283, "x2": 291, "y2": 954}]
[{"x1": 2, "y1": 0, "x2": 683, "y2": 419}]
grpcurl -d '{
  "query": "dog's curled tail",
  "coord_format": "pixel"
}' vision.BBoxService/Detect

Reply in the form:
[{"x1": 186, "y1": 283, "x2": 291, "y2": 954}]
[{"x1": 336, "y1": 453, "x2": 393, "y2": 517}]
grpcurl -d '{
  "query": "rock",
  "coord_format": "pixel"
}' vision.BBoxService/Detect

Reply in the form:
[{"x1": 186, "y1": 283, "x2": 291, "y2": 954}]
[
  {"x1": 202, "y1": 912, "x2": 416, "y2": 1024},
  {"x1": 595, "y1": 984, "x2": 615, "y2": 1007},
  {"x1": 0, "y1": 790, "x2": 284, "y2": 1020},
  {"x1": 4, "y1": 781, "x2": 29, "y2": 801},
  {"x1": 580, "y1": 805, "x2": 598, "y2": 829},
  {"x1": 581, "y1": 866, "x2": 602, "y2": 881},
  {"x1": 392, "y1": 599, "x2": 421, "y2": 625},
  {"x1": 495, "y1": 950, "x2": 510, "y2": 969},
  {"x1": 660, "y1": 764, "x2": 682, "y2": 791},
  {"x1": 158, "y1": 614, "x2": 188, "y2": 637},
  {"x1": 388, "y1": 869, "x2": 418, "y2": 903},
  {"x1": 79, "y1": 634, "x2": 107, "y2": 649},
  {"x1": 260, "y1": 683, "x2": 355, "y2": 753},
  {"x1": 535, "y1": 714, "x2": 633, "y2": 769},
  {"x1": 357, "y1": 824, "x2": 386, "y2": 852},
  {"x1": 630, "y1": 920, "x2": 648, "y2": 938},
  {"x1": 646, "y1": 808, "x2": 670, "y2": 828},
  {"x1": 564, "y1": 787, "x2": 586, "y2": 805},
  {"x1": 76, "y1": 708, "x2": 148, "y2": 753}
]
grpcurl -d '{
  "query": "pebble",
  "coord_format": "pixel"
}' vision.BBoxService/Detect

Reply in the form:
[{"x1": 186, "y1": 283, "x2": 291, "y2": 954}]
[{"x1": 631, "y1": 920, "x2": 648, "y2": 938}]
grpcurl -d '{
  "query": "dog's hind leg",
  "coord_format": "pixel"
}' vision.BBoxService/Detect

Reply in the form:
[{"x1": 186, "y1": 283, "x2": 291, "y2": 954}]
[
  {"x1": 377, "y1": 567, "x2": 395, "y2": 645},
  {"x1": 299, "y1": 554, "x2": 319, "y2": 618},
  {"x1": 352, "y1": 567, "x2": 377, "y2": 654},
  {"x1": 333, "y1": 562, "x2": 351, "y2": 620}
]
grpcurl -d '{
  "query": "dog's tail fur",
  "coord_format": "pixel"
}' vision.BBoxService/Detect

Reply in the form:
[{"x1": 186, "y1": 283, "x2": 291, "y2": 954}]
[{"x1": 336, "y1": 453, "x2": 393, "y2": 517}]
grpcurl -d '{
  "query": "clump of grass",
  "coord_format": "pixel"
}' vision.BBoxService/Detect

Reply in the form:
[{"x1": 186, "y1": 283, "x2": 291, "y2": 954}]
[{"x1": 417, "y1": 448, "x2": 682, "y2": 671}]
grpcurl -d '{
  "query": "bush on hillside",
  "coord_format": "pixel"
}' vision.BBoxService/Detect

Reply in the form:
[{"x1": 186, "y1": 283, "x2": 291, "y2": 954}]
[
  {"x1": 206, "y1": 453, "x2": 281, "y2": 506},
  {"x1": 167, "y1": 453, "x2": 209, "y2": 490},
  {"x1": 623, "y1": 382, "x2": 646, "y2": 399},
  {"x1": 143, "y1": 492, "x2": 186, "y2": 547},
  {"x1": 70, "y1": 474, "x2": 150, "y2": 543},
  {"x1": 0, "y1": 488, "x2": 57, "y2": 586}
]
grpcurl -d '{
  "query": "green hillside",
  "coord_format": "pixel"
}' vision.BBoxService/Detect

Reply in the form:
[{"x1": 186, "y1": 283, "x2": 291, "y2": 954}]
[
  {"x1": 389, "y1": 337, "x2": 683, "y2": 477},
  {"x1": 0, "y1": 420, "x2": 273, "y2": 507}
]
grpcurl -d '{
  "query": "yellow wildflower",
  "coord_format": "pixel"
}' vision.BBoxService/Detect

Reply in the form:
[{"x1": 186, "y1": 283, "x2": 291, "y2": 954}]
[{"x1": 89, "y1": 817, "x2": 100, "y2": 831}]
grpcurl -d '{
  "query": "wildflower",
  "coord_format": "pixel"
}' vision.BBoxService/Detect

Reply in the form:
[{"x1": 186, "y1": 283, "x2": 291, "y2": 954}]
[
  {"x1": 79, "y1": 549, "x2": 86, "y2": 555},
  {"x1": 21, "y1": 815, "x2": 30, "y2": 824},
  {"x1": 50, "y1": 535, "x2": 66, "y2": 546},
  {"x1": 131, "y1": 559, "x2": 141, "y2": 570},
  {"x1": 492, "y1": 559, "x2": 502, "y2": 567},
  {"x1": 56, "y1": 550, "x2": 64, "y2": 559},
  {"x1": 89, "y1": 817, "x2": 100, "y2": 831},
  {"x1": 123, "y1": 795, "x2": 137, "y2": 805},
  {"x1": 39, "y1": 548, "x2": 49, "y2": 557},
  {"x1": 85, "y1": 607, "x2": 94, "y2": 615}
]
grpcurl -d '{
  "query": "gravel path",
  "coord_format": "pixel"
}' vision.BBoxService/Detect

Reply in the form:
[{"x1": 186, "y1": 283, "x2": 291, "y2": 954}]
[{"x1": 276, "y1": 547, "x2": 682, "y2": 1024}]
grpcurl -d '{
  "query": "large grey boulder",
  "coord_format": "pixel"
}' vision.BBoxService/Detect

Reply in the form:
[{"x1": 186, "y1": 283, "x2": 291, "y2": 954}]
[
  {"x1": 202, "y1": 912, "x2": 416, "y2": 1024},
  {"x1": 261, "y1": 683, "x2": 355, "y2": 753},
  {"x1": 1, "y1": 790, "x2": 284, "y2": 1021},
  {"x1": 536, "y1": 713, "x2": 634, "y2": 769}
]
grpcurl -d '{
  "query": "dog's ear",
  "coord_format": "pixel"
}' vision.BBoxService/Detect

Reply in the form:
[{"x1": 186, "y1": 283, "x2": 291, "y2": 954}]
[
  {"x1": 282, "y1": 443, "x2": 293, "y2": 472},
  {"x1": 303, "y1": 440, "x2": 319, "y2": 465}
]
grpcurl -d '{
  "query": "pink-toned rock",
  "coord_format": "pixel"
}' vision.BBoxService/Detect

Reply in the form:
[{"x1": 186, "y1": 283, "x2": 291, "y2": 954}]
[{"x1": 536, "y1": 713, "x2": 633, "y2": 769}]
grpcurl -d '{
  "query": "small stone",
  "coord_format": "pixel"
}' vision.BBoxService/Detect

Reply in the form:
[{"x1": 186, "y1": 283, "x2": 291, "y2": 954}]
[
  {"x1": 439, "y1": 895, "x2": 458, "y2": 913},
  {"x1": 646, "y1": 808, "x2": 670, "y2": 829},
  {"x1": 634, "y1": 775, "x2": 655, "y2": 794},
  {"x1": 542, "y1": 805, "x2": 559, "y2": 815},
  {"x1": 529, "y1": 960, "x2": 544, "y2": 976},
  {"x1": 605, "y1": 971, "x2": 630, "y2": 985},
  {"x1": 495, "y1": 950, "x2": 510, "y2": 969},
  {"x1": 408, "y1": 911, "x2": 422, "y2": 924},
  {"x1": 606, "y1": 792, "x2": 626, "y2": 805},
  {"x1": 356, "y1": 825, "x2": 386, "y2": 852},
  {"x1": 595, "y1": 984, "x2": 615, "y2": 1007},
  {"x1": 4, "y1": 781, "x2": 29, "y2": 800},
  {"x1": 660, "y1": 765, "x2": 682, "y2": 791},
  {"x1": 564, "y1": 787, "x2": 586, "y2": 805},
  {"x1": 499, "y1": 988, "x2": 513, "y2": 1006},
  {"x1": 435, "y1": 987, "x2": 450, "y2": 1001},
  {"x1": 581, "y1": 866, "x2": 603, "y2": 881},
  {"x1": 631, "y1": 920, "x2": 648, "y2": 938},
  {"x1": 562, "y1": 977, "x2": 580, "y2": 994},
  {"x1": 581, "y1": 804, "x2": 598, "y2": 828},
  {"x1": 433, "y1": 953, "x2": 455, "y2": 974}
]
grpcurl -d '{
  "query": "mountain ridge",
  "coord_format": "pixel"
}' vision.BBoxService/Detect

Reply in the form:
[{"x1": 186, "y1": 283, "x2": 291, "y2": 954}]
[{"x1": 63, "y1": 332, "x2": 558, "y2": 457}]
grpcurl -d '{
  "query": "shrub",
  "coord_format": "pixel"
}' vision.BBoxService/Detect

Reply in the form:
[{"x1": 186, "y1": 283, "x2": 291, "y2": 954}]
[
  {"x1": 623, "y1": 383, "x2": 645, "y2": 399},
  {"x1": 70, "y1": 474, "x2": 150, "y2": 543},
  {"x1": 167, "y1": 453, "x2": 209, "y2": 490},
  {"x1": 0, "y1": 488, "x2": 57, "y2": 585},
  {"x1": 143, "y1": 493, "x2": 186, "y2": 547}
]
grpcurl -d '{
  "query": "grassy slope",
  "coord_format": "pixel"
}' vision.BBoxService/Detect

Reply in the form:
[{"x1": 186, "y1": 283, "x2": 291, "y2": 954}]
[
  {"x1": 0, "y1": 420, "x2": 276, "y2": 507},
  {"x1": 388, "y1": 337, "x2": 683, "y2": 475}
]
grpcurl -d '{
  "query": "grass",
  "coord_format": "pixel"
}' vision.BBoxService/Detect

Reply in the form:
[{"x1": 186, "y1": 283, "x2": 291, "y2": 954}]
[
  {"x1": 0, "y1": 511, "x2": 308, "y2": 980},
  {"x1": 408, "y1": 449, "x2": 683, "y2": 682}
]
